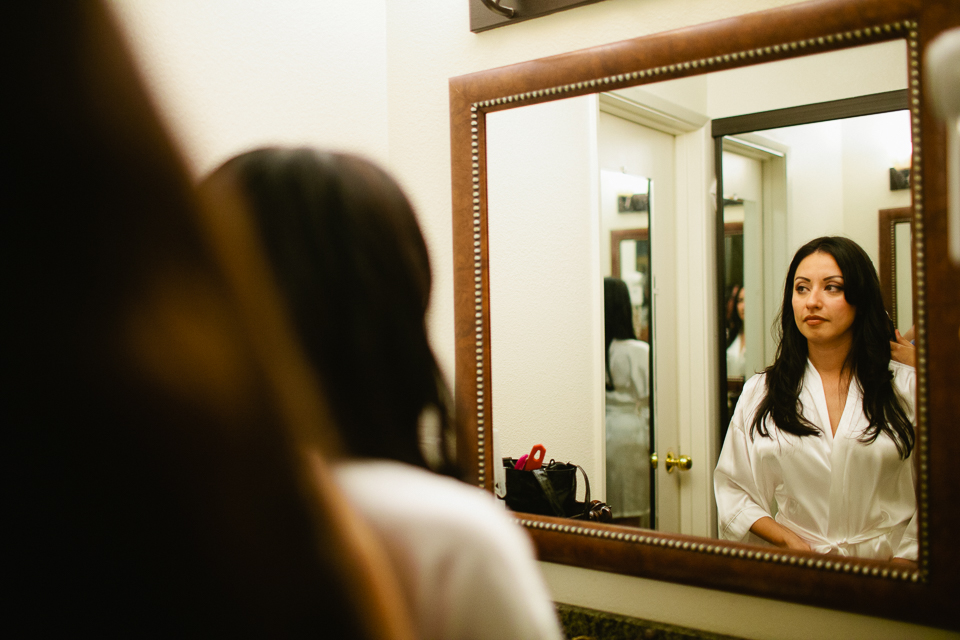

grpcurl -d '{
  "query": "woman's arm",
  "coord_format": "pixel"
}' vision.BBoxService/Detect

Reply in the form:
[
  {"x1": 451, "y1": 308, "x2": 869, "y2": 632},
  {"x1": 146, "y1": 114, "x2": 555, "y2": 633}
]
[
  {"x1": 715, "y1": 380, "x2": 780, "y2": 542},
  {"x1": 749, "y1": 516, "x2": 812, "y2": 552}
]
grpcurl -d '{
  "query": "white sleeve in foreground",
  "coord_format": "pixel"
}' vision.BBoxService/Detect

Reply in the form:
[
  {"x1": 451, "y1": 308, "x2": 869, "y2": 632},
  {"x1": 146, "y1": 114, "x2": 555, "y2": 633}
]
[
  {"x1": 440, "y1": 509, "x2": 563, "y2": 640},
  {"x1": 336, "y1": 461, "x2": 563, "y2": 640}
]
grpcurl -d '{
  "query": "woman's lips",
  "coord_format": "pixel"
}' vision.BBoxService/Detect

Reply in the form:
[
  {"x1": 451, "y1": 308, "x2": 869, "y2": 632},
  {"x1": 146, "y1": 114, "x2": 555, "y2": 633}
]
[{"x1": 804, "y1": 315, "x2": 826, "y2": 325}]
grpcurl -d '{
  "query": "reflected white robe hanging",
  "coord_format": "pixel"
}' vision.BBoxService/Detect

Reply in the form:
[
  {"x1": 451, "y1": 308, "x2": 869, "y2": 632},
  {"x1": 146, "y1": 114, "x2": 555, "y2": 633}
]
[
  {"x1": 715, "y1": 360, "x2": 917, "y2": 560},
  {"x1": 605, "y1": 339, "x2": 651, "y2": 522},
  {"x1": 726, "y1": 333, "x2": 746, "y2": 378}
]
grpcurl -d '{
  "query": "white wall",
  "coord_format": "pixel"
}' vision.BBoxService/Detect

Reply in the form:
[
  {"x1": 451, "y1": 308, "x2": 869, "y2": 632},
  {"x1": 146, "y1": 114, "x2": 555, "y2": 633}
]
[
  {"x1": 111, "y1": 1, "x2": 950, "y2": 638},
  {"x1": 706, "y1": 39, "x2": 907, "y2": 117},
  {"x1": 597, "y1": 114, "x2": 674, "y2": 274},
  {"x1": 762, "y1": 112, "x2": 912, "y2": 264},
  {"x1": 722, "y1": 152, "x2": 764, "y2": 204},
  {"x1": 486, "y1": 96, "x2": 603, "y2": 497},
  {"x1": 840, "y1": 111, "x2": 914, "y2": 261},
  {"x1": 780, "y1": 120, "x2": 849, "y2": 245},
  {"x1": 110, "y1": 0, "x2": 390, "y2": 177}
]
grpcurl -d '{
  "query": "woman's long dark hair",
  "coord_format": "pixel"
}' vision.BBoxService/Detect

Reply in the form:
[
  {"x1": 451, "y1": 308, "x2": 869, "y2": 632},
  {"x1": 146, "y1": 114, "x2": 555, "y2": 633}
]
[
  {"x1": 204, "y1": 148, "x2": 457, "y2": 474},
  {"x1": 726, "y1": 283, "x2": 744, "y2": 348},
  {"x1": 750, "y1": 237, "x2": 914, "y2": 458},
  {"x1": 604, "y1": 277, "x2": 637, "y2": 391},
  {"x1": 9, "y1": 4, "x2": 395, "y2": 634}
]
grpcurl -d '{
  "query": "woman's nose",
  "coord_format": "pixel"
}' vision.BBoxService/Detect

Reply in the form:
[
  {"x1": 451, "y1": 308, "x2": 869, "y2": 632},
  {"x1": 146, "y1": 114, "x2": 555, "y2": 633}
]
[{"x1": 807, "y1": 289, "x2": 822, "y2": 308}]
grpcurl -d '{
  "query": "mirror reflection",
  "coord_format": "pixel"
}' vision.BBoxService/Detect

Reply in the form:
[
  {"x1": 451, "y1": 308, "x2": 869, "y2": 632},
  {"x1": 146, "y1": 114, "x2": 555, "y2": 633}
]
[
  {"x1": 603, "y1": 276, "x2": 652, "y2": 528},
  {"x1": 603, "y1": 171, "x2": 655, "y2": 527},
  {"x1": 485, "y1": 39, "x2": 913, "y2": 550},
  {"x1": 720, "y1": 108, "x2": 913, "y2": 439},
  {"x1": 716, "y1": 235, "x2": 917, "y2": 562}
]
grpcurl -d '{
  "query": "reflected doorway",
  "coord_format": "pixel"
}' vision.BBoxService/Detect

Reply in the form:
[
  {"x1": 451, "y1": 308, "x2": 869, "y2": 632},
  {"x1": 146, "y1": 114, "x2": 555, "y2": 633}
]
[{"x1": 608, "y1": 227, "x2": 654, "y2": 528}]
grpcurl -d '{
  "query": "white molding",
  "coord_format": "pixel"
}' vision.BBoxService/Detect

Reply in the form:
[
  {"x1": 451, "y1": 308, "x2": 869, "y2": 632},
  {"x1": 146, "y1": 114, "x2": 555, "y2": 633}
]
[
  {"x1": 674, "y1": 124, "x2": 719, "y2": 538},
  {"x1": 600, "y1": 91, "x2": 709, "y2": 136}
]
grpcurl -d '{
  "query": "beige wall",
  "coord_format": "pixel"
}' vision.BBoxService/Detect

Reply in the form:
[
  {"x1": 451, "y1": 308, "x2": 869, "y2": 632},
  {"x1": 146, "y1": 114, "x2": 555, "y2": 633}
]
[
  {"x1": 486, "y1": 96, "x2": 605, "y2": 496},
  {"x1": 111, "y1": 0, "x2": 390, "y2": 176},
  {"x1": 112, "y1": 1, "x2": 953, "y2": 638}
]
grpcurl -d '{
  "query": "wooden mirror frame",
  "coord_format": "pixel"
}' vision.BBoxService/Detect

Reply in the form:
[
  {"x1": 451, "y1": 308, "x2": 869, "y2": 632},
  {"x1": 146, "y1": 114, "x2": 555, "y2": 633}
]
[
  {"x1": 449, "y1": 0, "x2": 959, "y2": 628},
  {"x1": 879, "y1": 206, "x2": 915, "y2": 321},
  {"x1": 610, "y1": 228, "x2": 648, "y2": 282}
]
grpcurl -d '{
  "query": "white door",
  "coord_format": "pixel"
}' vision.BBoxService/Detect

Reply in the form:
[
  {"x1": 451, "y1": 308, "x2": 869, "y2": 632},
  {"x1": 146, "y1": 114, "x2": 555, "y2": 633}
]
[{"x1": 597, "y1": 112, "x2": 684, "y2": 532}]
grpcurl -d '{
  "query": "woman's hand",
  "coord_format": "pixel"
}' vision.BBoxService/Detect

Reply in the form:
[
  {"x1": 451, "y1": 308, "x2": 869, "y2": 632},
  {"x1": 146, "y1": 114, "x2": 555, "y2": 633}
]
[
  {"x1": 749, "y1": 517, "x2": 812, "y2": 552},
  {"x1": 890, "y1": 329, "x2": 916, "y2": 368}
]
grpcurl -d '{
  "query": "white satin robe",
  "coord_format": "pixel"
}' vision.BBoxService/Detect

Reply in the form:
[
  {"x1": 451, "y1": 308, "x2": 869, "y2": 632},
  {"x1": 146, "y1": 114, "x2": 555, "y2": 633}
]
[
  {"x1": 605, "y1": 339, "x2": 651, "y2": 522},
  {"x1": 726, "y1": 333, "x2": 746, "y2": 378},
  {"x1": 714, "y1": 360, "x2": 917, "y2": 560}
]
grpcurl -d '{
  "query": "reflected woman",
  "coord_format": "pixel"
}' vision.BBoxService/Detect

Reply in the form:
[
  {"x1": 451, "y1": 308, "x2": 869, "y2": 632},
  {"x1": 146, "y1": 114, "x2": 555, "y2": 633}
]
[
  {"x1": 604, "y1": 277, "x2": 651, "y2": 528},
  {"x1": 715, "y1": 237, "x2": 916, "y2": 562},
  {"x1": 726, "y1": 284, "x2": 747, "y2": 379}
]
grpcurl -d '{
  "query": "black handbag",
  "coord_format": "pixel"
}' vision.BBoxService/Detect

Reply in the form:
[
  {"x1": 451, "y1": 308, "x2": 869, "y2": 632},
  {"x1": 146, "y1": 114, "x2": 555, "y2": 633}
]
[{"x1": 502, "y1": 458, "x2": 611, "y2": 521}]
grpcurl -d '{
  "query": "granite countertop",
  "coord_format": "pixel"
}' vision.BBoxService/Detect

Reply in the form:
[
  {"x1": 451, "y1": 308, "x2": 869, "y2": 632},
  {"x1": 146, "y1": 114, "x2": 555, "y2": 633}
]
[{"x1": 557, "y1": 603, "x2": 746, "y2": 640}]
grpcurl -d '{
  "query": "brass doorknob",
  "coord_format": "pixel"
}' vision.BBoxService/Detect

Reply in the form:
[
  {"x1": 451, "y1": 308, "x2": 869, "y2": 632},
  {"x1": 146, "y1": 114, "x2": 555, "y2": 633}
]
[{"x1": 665, "y1": 451, "x2": 692, "y2": 473}]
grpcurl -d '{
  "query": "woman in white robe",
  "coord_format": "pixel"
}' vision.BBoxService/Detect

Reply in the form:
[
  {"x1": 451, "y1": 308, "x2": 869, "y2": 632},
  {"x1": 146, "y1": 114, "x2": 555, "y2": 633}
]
[
  {"x1": 726, "y1": 284, "x2": 747, "y2": 379},
  {"x1": 604, "y1": 278, "x2": 652, "y2": 525},
  {"x1": 715, "y1": 237, "x2": 917, "y2": 562},
  {"x1": 716, "y1": 360, "x2": 916, "y2": 559}
]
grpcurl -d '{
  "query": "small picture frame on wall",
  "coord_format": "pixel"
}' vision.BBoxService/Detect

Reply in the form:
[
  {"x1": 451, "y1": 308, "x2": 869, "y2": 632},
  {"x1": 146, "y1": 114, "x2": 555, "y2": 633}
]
[
  {"x1": 889, "y1": 167, "x2": 910, "y2": 190},
  {"x1": 618, "y1": 193, "x2": 649, "y2": 213}
]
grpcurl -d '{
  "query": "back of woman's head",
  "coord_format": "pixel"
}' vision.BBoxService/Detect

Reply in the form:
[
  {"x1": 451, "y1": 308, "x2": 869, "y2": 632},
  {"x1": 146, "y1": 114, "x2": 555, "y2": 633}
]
[
  {"x1": 604, "y1": 277, "x2": 636, "y2": 390},
  {"x1": 604, "y1": 277, "x2": 636, "y2": 343},
  {"x1": 8, "y1": 4, "x2": 407, "y2": 635},
  {"x1": 203, "y1": 148, "x2": 454, "y2": 471}
]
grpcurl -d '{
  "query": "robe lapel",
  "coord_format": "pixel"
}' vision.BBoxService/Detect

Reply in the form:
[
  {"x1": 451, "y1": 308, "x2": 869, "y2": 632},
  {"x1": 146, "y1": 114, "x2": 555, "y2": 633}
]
[
  {"x1": 804, "y1": 361, "x2": 833, "y2": 445},
  {"x1": 825, "y1": 380, "x2": 862, "y2": 548}
]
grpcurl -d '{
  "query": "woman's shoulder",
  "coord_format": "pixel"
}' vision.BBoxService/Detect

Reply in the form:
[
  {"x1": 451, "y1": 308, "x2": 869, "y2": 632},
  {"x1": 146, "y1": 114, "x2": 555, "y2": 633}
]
[
  {"x1": 888, "y1": 358, "x2": 915, "y2": 377},
  {"x1": 740, "y1": 371, "x2": 767, "y2": 400},
  {"x1": 337, "y1": 459, "x2": 488, "y2": 505},
  {"x1": 728, "y1": 372, "x2": 768, "y2": 432},
  {"x1": 727, "y1": 333, "x2": 744, "y2": 351},
  {"x1": 887, "y1": 359, "x2": 916, "y2": 403},
  {"x1": 335, "y1": 460, "x2": 528, "y2": 541},
  {"x1": 611, "y1": 338, "x2": 649, "y2": 355},
  {"x1": 334, "y1": 463, "x2": 562, "y2": 640}
]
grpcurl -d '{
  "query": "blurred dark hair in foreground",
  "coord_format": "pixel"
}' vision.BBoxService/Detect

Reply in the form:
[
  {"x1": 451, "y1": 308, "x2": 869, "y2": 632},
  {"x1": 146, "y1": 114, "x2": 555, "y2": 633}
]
[{"x1": 5, "y1": 3, "x2": 406, "y2": 636}]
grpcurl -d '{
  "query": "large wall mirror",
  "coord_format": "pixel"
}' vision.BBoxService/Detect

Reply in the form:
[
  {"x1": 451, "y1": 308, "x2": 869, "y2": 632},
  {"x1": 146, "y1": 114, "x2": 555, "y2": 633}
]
[{"x1": 450, "y1": 0, "x2": 959, "y2": 628}]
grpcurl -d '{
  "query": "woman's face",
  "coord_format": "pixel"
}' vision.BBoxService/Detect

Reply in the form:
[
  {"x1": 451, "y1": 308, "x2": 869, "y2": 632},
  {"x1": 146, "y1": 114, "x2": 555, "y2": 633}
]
[
  {"x1": 791, "y1": 251, "x2": 856, "y2": 348},
  {"x1": 736, "y1": 287, "x2": 745, "y2": 322}
]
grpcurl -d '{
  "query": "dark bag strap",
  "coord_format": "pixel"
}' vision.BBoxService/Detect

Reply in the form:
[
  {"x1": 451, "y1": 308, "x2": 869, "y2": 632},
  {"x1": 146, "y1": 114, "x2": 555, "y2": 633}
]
[
  {"x1": 532, "y1": 463, "x2": 592, "y2": 518},
  {"x1": 572, "y1": 464, "x2": 591, "y2": 518},
  {"x1": 574, "y1": 464, "x2": 591, "y2": 506}
]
